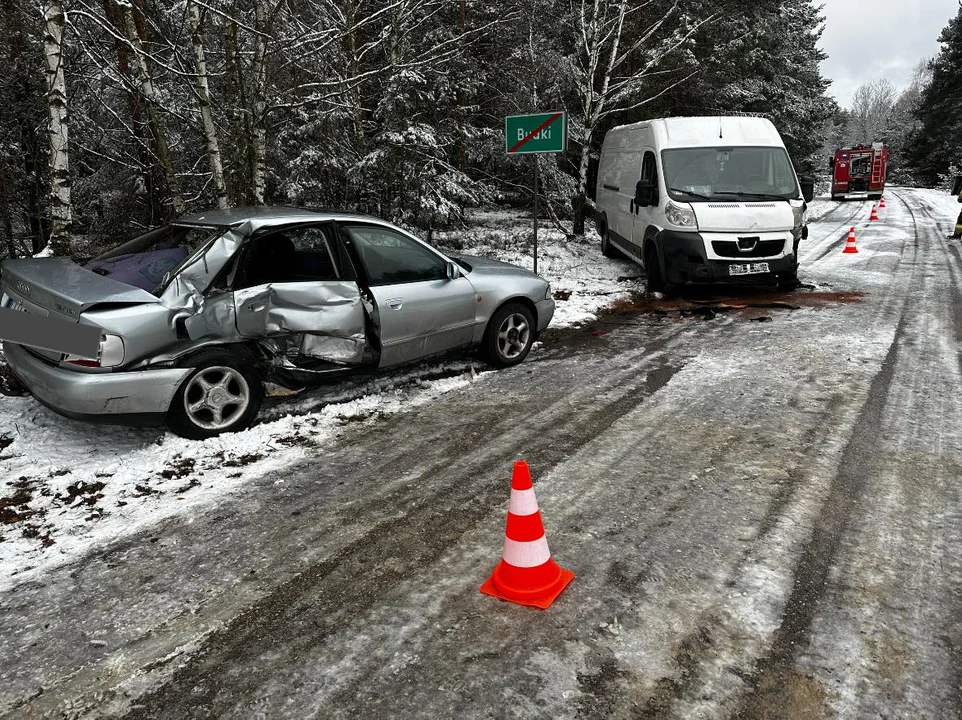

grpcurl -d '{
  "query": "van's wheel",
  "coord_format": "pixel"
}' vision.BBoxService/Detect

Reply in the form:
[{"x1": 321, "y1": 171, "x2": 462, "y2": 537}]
[
  {"x1": 599, "y1": 217, "x2": 618, "y2": 258},
  {"x1": 483, "y1": 302, "x2": 536, "y2": 369},
  {"x1": 645, "y1": 245, "x2": 666, "y2": 294},
  {"x1": 776, "y1": 272, "x2": 799, "y2": 291},
  {"x1": 168, "y1": 348, "x2": 264, "y2": 439}
]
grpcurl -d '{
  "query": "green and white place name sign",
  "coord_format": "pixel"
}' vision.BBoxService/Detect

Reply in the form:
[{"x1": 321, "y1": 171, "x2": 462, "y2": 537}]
[{"x1": 505, "y1": 112, "x2": 566, "y2": 154}]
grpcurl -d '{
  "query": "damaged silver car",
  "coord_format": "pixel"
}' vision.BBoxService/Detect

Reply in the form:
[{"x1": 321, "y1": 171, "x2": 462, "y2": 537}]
[{"x1": 0, "y1": 207, "x2": 555, "y2": 438}]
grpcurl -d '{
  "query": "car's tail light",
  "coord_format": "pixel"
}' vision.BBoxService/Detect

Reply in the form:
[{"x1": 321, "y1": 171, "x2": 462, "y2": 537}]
[{"x1": 65, "y1": 334, "x2": 125, "y2": 368}]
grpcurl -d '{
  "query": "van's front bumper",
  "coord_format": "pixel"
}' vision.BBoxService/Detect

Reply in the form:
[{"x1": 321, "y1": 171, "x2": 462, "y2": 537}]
[
  {"x1": 3, "y1": 342, "x2": 190, "y2": 426},
  {"x1": 658, "y1": 230, "x2": 798, "y2": 285}
]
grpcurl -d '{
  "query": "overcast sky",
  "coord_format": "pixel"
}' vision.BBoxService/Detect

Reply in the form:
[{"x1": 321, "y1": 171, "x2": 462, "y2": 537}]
[{"x1": 818, "y1": 0, "x2": 960, "y2": 108}]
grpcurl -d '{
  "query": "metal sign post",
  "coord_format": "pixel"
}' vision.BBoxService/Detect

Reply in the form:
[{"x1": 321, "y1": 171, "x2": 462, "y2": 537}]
[{"x1": 505, "y1": 112, "x2": 566, "y2": 275}]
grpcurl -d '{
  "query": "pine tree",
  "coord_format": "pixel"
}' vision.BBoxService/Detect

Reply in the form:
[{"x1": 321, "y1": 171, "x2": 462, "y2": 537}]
[{"x1": 906, "y1": 4, "x2": 962, "y2": 185}]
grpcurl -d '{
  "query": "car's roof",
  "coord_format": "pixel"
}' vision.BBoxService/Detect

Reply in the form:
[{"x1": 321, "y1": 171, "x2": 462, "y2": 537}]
[{"x1": 175, "y1": 206, "x2": 392, "y2": 232}]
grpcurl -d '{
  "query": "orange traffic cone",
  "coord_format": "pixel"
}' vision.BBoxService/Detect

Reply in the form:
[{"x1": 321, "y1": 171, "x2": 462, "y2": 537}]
[
  {"x1": 879, "y1": 195, "x2": 886, "y2": 209},
  {"x1": 842, "y1": 227, "x2": 859, "y2": 254},
  {"x1": 869, "y1": 203, "x2": 880, "y2": 221},
  {"x1": 481, "y1": 461, "x2": 574, "y2": 609}
]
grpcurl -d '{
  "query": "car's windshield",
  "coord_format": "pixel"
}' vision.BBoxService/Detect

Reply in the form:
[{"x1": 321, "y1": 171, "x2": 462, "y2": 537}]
[
  {"x1": 662, "y1": 146, "x2": 799, "y2": 202},
  {"x1": 86, "y1": 224, "x2": 224, "y2": 295}
]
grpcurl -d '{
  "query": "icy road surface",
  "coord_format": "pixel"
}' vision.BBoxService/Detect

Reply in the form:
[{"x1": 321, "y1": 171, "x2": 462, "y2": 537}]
[{"x1": 2, "y1": 188, "x2": 962, "y2": 718}]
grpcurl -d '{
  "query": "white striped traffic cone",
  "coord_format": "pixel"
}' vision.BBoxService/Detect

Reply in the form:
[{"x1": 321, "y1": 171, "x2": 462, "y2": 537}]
[{"x1": 480, "y1": 460, "x2": 574, "y2": 609}]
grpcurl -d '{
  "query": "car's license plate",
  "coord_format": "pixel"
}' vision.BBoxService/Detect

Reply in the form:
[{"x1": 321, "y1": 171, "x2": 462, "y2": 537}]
[{"x1": 728, "y1": 262, "x2": 770, "y2": 276}]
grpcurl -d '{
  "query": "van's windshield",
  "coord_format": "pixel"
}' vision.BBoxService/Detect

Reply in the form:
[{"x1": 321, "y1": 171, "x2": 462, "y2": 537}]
[{"x1": 662, "y1": 146, "x2": 799, "y2": 202}]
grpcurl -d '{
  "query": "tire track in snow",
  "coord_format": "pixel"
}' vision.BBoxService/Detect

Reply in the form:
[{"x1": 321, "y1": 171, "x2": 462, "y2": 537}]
[
  {"x1": 67, "y1": 322, "x2": 693, "y2": 718},
  {"x1": 738, "y1": 187, "x2": 962, "y2": 717},
  {"x1": 736, "y1": 313, "x2": 908, "y2": 717},
  {"x1": 802, "y1": 200, "x2": 873, "y2": 264}
]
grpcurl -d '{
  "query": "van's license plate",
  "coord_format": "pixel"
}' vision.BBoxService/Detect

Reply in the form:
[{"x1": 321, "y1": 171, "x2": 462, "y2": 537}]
[{"x1": 729, "y1": 262, "x2": 770, "y2": 276}]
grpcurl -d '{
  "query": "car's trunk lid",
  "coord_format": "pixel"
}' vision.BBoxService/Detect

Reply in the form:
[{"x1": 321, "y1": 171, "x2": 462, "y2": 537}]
[
  {"x1": 1, "y1": 258, "x2": 160, "y2": 321},
  {"x1": 1, "y1": 258, "x2": 160, "y2": 363}
]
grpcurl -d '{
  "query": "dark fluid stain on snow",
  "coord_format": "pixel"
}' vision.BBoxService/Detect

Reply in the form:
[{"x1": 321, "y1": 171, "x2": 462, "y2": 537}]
[{"x1": 601, "y1": 287, "x2": 865, "y2": 322}]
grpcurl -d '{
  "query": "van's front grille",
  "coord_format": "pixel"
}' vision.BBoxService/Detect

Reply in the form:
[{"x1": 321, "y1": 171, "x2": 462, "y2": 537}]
[{"x1": 712, "y1": 240, "x2": 785, "y2": 258}]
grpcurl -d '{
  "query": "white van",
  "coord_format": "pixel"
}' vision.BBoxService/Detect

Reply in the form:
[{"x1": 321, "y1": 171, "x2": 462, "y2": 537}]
[{"x1": 595, "y1": 116, "x2": 814, "y2": 292}]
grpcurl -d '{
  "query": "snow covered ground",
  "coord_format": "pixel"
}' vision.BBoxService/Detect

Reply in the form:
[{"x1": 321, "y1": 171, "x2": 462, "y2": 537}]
[{"x1": 0, "y1": 212, "x2": 642, "y2": 590}]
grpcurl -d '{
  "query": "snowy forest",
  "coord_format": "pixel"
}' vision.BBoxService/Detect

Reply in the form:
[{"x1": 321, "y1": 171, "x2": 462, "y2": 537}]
[{"x1": 3, "y1": 0, "x2": 957, "y2": 260}]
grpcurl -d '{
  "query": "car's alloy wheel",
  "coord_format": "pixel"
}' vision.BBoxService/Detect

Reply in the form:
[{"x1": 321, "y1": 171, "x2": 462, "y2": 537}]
[
  {"x1": 483, "y1": 302, "x2": 535, "y2": 368},
  {"x1": 168, "y1": 349, "x2": 264, "y2": 439},
  {"x1": 183, "y1": 366, "x2": 250, "y2": 430}
]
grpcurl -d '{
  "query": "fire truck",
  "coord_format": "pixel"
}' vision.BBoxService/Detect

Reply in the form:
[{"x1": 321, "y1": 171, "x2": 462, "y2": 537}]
[{"x1": 829, "y1": 142, "x2": 888, "y2": 200}]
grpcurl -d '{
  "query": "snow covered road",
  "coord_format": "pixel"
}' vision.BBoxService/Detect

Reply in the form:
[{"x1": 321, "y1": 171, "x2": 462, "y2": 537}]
[{"x1": 3, "y1": 188, "x2": 962, "y2": 718}]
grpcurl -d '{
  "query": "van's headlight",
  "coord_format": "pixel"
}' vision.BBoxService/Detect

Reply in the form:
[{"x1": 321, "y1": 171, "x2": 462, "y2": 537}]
[{"x1": 665, "y1": 200, "x2": 696, "y2": 228}]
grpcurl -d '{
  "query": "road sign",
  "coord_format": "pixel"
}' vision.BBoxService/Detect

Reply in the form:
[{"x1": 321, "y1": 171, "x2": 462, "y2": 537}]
[{"x1": 505, "y1": 112, "x2": 566, "y2": 154}]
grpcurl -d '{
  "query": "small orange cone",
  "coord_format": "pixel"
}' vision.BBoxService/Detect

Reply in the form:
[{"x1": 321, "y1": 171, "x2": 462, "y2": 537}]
[
  {"x1": 842, "y1": 227, "x2": 859, "y2": 254},
  {"x1": 869, "y1": 203, "x2": 880, "y2": 221},
  {"x1": 879, "y1": 195, "x2": 886, "y2": 209},
  {"x1": 481, "y1": 461, "x2": 574, "y2": 609}
]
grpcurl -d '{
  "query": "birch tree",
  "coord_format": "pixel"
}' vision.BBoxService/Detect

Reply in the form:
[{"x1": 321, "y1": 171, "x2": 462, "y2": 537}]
[
  {"x1": 570, "y1": 0, "x2": 711, "y2": 234},
  {"x1": 41, "y1": 0, "x2": 71, "y2": 255},
  {"x1": 187, "y1": 0, "x2": 227, "y2": 208},
  {"x1": 118, "y1": 0, "x2": 185, "y2": 215}
]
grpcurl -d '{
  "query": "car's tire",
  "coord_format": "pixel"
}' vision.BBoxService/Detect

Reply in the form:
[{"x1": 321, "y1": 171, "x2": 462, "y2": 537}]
[
  {"x1": 599, "y1": 217, "x2": 619, "y2": 258},
  {"x1": 167, "y1": 348, "x2": 264, "y2": 439},
  {"x1": 482, "y1": 302, "x2": 536, "y2": 369}
]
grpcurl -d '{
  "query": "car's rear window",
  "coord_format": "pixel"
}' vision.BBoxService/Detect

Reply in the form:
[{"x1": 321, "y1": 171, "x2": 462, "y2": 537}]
[{"x1": 86, "y1": 224, "x2": 224, "y2": 294}]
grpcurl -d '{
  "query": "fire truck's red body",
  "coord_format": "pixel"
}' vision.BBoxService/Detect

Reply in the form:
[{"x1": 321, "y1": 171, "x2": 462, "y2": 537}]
[{"x1": 830, "y1": 143, "x2": 888, "y2": 200}]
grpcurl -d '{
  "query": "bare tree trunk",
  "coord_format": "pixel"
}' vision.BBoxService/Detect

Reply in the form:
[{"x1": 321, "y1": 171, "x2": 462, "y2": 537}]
[
  {"x1": 41, "y1": 0, "x2": 71, "y2": 255},
  {"x1": 251, "y1": 0, "x2": 269, "y2": 204},
  {"x1": 103, "y1": 0, "x2": 159, "y2": 220},
  {"x1": 119, "y1": 0, "x2": 185, "y2": 216},
  {"x1": 187, "y1": 0, "x2": 228, "y2": 208},
  {"x1": 223, "y1": 15, "x2": 252, "y2": 205}
]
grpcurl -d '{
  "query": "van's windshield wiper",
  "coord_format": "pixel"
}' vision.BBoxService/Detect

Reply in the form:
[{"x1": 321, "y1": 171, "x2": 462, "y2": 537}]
[
  {"x1": 713, "y1": 190, "x2": 789, "y2": 201},
  {"x1": 669, "y1": 187, "x2": 711, "y2": 200}
]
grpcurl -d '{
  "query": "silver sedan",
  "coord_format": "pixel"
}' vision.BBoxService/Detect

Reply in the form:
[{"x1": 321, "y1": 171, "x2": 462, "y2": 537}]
[{"x1": 1, "y1": 207, "x2": 554, "y2": 438}]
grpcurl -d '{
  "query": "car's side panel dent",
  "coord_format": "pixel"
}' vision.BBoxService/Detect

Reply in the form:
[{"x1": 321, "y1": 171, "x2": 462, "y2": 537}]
[{"x1": 233, "y1": 281, "x2": 367, "y2": 364}]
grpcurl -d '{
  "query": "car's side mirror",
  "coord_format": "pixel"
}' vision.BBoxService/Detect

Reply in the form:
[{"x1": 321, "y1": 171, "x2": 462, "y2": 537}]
[
  {"x1": 446, "y1": 261, "x2": 461, "y2": 280},
  {"x1": 799, "y1": 175, "x2": 815, "y2": 203},
  {"x1": 635, "y1": 179, "x2": 654, "y2": 207}
]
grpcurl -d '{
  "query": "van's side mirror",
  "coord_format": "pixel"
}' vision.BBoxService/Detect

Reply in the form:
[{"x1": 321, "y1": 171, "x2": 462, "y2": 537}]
[
  {"x1": 799, "y1": 175, "x2": 815, "y2": 203},
  {"x1": 635, "y1": 179, "x2": 654, "y2": 207}
]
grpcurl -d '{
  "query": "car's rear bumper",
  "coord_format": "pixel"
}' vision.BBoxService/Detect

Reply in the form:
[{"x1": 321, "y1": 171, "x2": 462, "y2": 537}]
[{"x1": 3, "y1": 342, "x2": 189, "y2": 423}]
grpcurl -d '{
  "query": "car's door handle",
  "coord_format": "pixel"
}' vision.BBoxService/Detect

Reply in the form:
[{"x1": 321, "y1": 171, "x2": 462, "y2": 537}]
[{"x1": 387, "y1": 298, "x2": 403, "y2": 309}]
